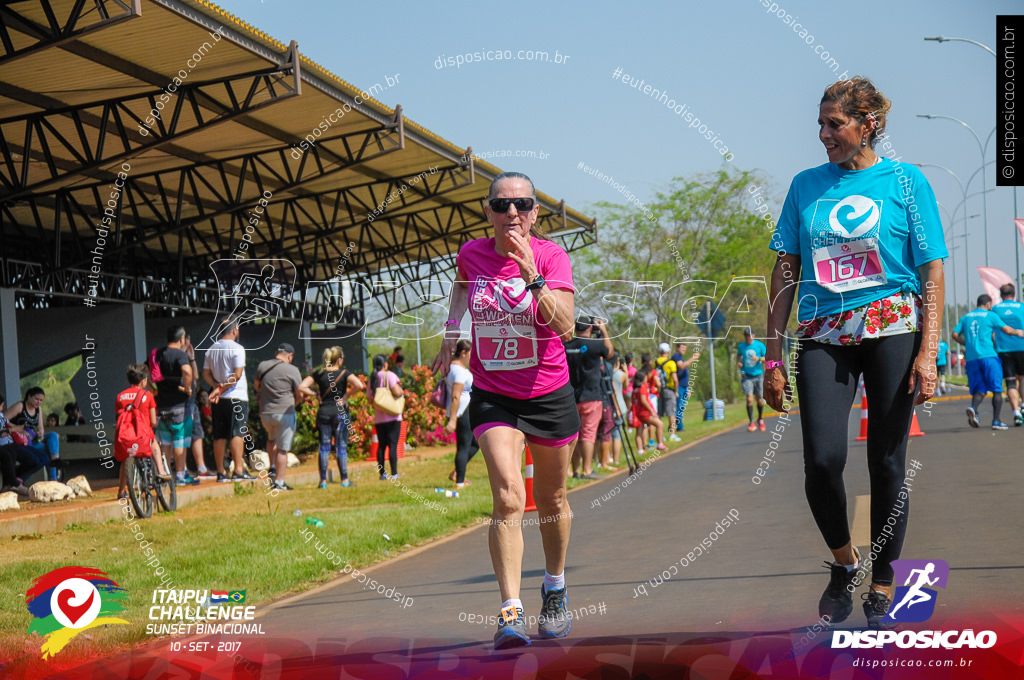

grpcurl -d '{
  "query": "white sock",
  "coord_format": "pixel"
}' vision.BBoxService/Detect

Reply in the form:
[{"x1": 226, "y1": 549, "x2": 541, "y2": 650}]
[
  {"x1": 543, "y1": 571, "x2": 565, "y2": 592},
  {"x1": 501, "y1": 598, "x2": 523, "y2": 613}
]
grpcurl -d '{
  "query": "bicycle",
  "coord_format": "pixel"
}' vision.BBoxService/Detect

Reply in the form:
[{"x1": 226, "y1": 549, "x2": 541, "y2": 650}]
[{"x1": 126, "y1": 449, "x2": 176, "y2": 518}]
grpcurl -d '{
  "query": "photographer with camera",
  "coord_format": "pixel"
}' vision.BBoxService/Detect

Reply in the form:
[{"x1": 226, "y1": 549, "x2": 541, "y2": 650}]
[{"x1": 565, "y1": 316, "x2": 613, "y2": 480}]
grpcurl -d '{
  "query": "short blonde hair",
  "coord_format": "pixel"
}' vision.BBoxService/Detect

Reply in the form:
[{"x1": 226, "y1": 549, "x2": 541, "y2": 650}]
[{"x1": 322, "y1": 346, "x2": 344, "y2": 366}]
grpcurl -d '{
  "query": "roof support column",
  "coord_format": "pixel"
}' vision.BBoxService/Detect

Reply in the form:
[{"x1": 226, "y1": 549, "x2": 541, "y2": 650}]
[{"x1": 0, "y1": 287, "x2": 22, "y2": 401}]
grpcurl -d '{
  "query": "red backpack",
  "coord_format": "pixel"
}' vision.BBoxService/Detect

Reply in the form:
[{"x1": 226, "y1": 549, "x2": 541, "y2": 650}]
[{"x1": 115, "y1": 388, "x2": 152, "y2": 461}]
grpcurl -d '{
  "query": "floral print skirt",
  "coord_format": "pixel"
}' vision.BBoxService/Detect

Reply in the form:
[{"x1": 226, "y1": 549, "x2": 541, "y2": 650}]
[{"x1": 796, "y1": 291, "x2": 921, "y2": 345}]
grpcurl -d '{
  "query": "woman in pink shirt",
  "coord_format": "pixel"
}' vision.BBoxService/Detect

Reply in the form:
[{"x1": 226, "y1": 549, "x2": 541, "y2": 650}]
[
  {"x1": 367, "y1": 354, "x2": 403, "y2": 480},
  {"x1": 432, "y1": 172, "x2": 578, "y2": 649}
]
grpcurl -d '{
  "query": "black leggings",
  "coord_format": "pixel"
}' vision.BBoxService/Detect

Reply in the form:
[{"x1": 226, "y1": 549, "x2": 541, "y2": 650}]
[
  {"x1": 375, "y1": 420, "x2": 401, "y2": 477},
  {"x1": 795, "y1": 332, "x2": 920, "y2": 586},
  {"x1": 453, "y1": 411, "x2": 479, "y2": 484}
]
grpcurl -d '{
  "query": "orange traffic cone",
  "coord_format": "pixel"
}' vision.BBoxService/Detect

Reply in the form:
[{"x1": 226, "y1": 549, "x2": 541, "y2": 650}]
[
  {"x1": 908, "y1": 410, "x2": 925, "y2": 437},
  {"x1": 369, "y1": 428, "x2": 379, "y2": 460},
  {"x1": 396, "y1": 421, "x2": 409, "y2": 458},
  {"x1": 856, "y1": 395, "x2": 869, "y2": 441},
  {"x1": 523, "y1": 446, "x2": 536, "y2": 513}
]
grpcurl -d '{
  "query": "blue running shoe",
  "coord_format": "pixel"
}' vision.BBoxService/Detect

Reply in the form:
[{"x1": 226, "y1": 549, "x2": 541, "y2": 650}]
[
  {"x1": 993, "y1": 421, "x2": 1009, "y2": 431},
  {"x1": 493, "y1": 606, "x2": 530, "y2": 649},
  {"x1": 538, "y1": 586, "x2": 571, "y2": 638}
]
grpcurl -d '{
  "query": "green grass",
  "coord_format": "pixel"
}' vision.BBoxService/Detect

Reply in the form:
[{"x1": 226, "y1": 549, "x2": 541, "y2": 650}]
[{"x1": 0, "y1": 403, "x2": 750, "y2": 673}]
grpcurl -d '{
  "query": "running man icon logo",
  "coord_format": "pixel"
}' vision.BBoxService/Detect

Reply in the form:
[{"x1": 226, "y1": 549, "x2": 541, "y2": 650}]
[{"x1": 885, "y1": 558, "x2": 950, "y2": 623}]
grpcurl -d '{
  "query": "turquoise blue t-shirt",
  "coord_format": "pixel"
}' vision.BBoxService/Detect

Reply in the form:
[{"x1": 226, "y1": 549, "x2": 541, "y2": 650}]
[
  {"x1": 992, "y1": 300, "x2": 1024, "y2": 353},
  {"x1": 936, "y1": 340, "x2": 949, "y2": 367},
  {"x1": 737, "y1": 340, "x2": 766, "y2": 376},
  {"x1": 953, "y1": 309, "x2": 1004, "y2": 361},
  {"x1": 772, "y1": 158, "x2": 947, "y2": 321}
]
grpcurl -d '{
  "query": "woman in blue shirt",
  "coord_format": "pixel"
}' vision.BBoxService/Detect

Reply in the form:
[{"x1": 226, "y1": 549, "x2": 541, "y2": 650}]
[{"x1": 764, "y1": 78, "x2": 946, "y2": 627}]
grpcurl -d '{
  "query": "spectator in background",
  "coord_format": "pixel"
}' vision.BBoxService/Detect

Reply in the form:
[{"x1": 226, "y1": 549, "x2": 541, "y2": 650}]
[
  {"x1": 641, "y1": 353, "x2": 660, "y2": 448},
  {"x1": 203, "y1": 320, "x2": 255, "y2": 483},
  {"x1": 393, "y1": 353, "x2": 406, "y2": 378},
  {"x1": 154, "y1": 326, "x2": 197, "y2": 486},
  {"x1": 4, "y1": 387, "x2": 61, "y2": 481},
  {"x1": 63, "y1": 402, "x2": 85, "y2": 426},
  {"x1": 654, "y1": 343, "x2": 680, "y2": 441},
  {"x1": 623, "y1": 353, "x2": 636, "y2": 401},
  {"x1": 255, "y1": 343, "x2": 314, "y2": 491},
  {"x1": 737, "y1": 329, "x2": 767, "y2": 432},
  {"x1": 368, "y1": 354, "x2": 404, "y2": 480},
  {"x1": 671, "y1": 342, "x2": 700, "y2": 432},
  {"x1": 445, "y1": 339, "x2": 478, "y2": 489},
  {"x1": 630, "y1": 368, "x2": 664, "y2": 454},
  {"x1": 114, "y1": 363, "x2": 169, "y2": 500},
  {"x1": 0, "y1": 395, "x2": 44, "y2": 494},
  {"x1": 46, "y1": 414, "x2": 59, "y2": 429},
  {"x1": 565, "y1": 316, "x2": 613, "y2": 479},
  {"x1": 390, "y1": 346, "x2": 403, "y2": 366},
  {"x1": 180, "y1": 333, "x2": 214, "y2": 480},
  {"x1": 301, "y1": 346, "x2": 363, "y2": 488},
  {"x1": 609, "y1": 353, "x2": 629, "y2": 467}
]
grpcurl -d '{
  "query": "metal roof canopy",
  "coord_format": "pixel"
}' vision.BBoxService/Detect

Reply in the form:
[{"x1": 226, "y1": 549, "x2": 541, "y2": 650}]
[{"x1": 0, "y1": 0, "x2": 596, "y2": 325}]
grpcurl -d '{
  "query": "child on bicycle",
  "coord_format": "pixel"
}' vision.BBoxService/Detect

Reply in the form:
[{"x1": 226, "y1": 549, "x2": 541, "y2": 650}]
[{"x1": 115, "y1": 364, "x2": 169, "y2": 499}]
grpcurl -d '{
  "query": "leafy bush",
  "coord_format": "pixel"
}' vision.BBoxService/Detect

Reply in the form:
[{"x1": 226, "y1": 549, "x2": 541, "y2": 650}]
[{"x1": 297, "y1": 364, "x2": 453, "y2": 458}]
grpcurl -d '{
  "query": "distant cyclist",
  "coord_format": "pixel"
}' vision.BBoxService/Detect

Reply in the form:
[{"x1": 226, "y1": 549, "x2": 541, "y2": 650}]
[
  {"x1": 954, "y1": 293, "x2": 1024, "y2": 429},
  {"x1": 992, "y1": 283, "x2": 1024, "y2": 426}
]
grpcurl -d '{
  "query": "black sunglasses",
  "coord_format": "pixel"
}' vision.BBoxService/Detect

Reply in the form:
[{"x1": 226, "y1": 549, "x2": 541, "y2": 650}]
[{"x1": 488, "y1": 197, "x2": 535, "y2": 213}]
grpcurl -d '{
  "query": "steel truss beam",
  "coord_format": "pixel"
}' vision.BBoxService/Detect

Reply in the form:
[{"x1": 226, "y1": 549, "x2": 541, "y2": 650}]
[
  {"x1": 0, "y1": 0, "x2": 140, "y2": 66},
  {"x1": 0, "y1": 258, "x2": 362, "y2": 326},
  {"x1": 0, "y1": 44, "x2": 302, "y2": 201},
  {"x1": 52, "y1": 108, "x2": 406, "y2": 270}
]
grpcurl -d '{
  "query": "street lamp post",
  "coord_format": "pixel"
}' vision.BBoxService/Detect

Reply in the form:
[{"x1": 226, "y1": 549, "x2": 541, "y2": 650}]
[
  {"x1": 917, "y1": 116, "x2": 995, "y2": 267},
  {"x1": 924, "y1": 35, "x2": 997, "y2": 57}
]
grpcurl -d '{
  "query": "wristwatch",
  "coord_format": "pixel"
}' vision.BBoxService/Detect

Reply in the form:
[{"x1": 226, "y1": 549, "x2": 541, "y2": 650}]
[
  {"x1": 524, "y1": 274, "x2": 546, "y2": 291},
  {"x1": 765, "y1": 360, "x2": 784, "y2": 371}
]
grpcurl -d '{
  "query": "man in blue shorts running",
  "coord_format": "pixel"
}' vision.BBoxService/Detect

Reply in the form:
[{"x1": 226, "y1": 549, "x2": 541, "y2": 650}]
[
  {"x1": 952, "y1": 294, "x2": 1024, "y2": 430},
  {"x1": 992, "y1": 283, "x2": 1024, "y2": 426}
]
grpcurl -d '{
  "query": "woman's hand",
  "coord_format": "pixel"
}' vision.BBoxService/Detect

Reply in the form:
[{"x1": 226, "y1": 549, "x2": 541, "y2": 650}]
[
  {"x1": 431, "y1": 337, "x2": 458, "y2": 376},
  {"x1": 506, "y1": 231, "x2": 538, "y2": 282},
  {"x1": 444, "y1": 417, "x2": 456, "y2": 435},
  {"x1": 907, "y1": 351, "x2": 937, "y2": 405},
  {"x1": 764, "y1": 366, "x2": 793, "y2": 412}
]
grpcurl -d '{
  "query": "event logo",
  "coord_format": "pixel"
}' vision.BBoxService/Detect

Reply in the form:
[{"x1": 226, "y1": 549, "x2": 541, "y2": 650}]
[
  {"x1": 26, "y1": 566, "x2": 128, "y2": 659},
  {"x1": 886, "y1": 558, "x2": 949, "y2": 623},
  {"x1": 195, "y1": 259, "x2": 297, "y2": 351},
  {"x1": 811, "y1": 195, "x2": 882, "y2": 240}
]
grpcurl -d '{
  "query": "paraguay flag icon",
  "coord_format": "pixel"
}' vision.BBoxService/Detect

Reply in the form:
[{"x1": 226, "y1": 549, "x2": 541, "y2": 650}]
[
  {"x1": 25, "y1": 566, "x2": 128, "y2": 659},
  {"x1": 210, "y1": 591, "x2": 230, "y2": 604}
]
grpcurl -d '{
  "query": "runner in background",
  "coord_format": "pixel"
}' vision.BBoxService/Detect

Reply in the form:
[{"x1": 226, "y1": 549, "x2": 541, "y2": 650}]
[
  {"x1": 936, "y1": 337, "x2": 949, "y2": 395},
  {"x1": 737, "y1": 329, "x2": 767, "y2": 431},
  {"x1": 431, "y1": 171, "x2": 579, "y2": 649},
  {"x1": 953, "y1": 293, "x2": 1024, "y2": 430},
  {"x1": 992, "y1": 283, "x2": 1024, "y2": 426},
  {"x1": 765, "y1": 78, "x2": 946, "y2": 627},
  {"x1": 654, "y1": 343, "x2": 680, "y2": 441}
]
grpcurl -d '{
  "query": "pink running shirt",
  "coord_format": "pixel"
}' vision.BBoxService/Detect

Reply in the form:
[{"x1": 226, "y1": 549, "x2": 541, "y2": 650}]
[{"x1": 457, "y1": 237, "x2": 575, "y2": 399}]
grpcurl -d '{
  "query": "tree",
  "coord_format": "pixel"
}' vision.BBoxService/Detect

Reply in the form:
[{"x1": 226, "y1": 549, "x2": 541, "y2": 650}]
[{"x1": 574, "y1": 166, "x2": 784, "y2": 403}]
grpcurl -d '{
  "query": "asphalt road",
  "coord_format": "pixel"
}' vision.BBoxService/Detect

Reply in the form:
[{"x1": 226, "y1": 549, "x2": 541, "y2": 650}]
[{"x1": 257, "y1": 392, "x2": 1024, "y2": 639}]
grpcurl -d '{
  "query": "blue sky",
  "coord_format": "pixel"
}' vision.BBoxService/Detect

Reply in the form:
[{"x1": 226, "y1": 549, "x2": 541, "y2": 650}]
[{"x1": 217, "y1": 0, "x2": 1021, "y2": 304}]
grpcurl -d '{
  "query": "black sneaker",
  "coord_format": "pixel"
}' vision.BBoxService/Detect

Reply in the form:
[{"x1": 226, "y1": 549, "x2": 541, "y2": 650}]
[
  {"x1": 818, "y1": 546, "x2": 860, "y2": 624},
  {"x1": 232, "y1": 472, "x2": 256, "y2": 481},
  {"x1": 862, "y1": 588, "x2": 893, "y2": 628},
  {"x1": 537, "y1": 587, "x2": 571, "y2": 638},
  {"x1": 493, "y1": 606, "x2": 531, "y2": 649},
  {"x1": 216, "y1": 473, "x2": 231, "y2": 483},
  {"x1": 274, "y1": 481, "x2": 293, "y2": 491}
]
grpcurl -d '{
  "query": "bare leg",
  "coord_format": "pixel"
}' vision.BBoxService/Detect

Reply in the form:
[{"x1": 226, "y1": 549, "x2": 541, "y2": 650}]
[
  {"x1": 478, "y1": 426, "x2": 527, "y2": 603},
  {"x1": 531, "y1": 439, "x2": 575, "y2": 576},
  {"x1": 214, "y1": 439, "x2": 227, "y2": 475}
]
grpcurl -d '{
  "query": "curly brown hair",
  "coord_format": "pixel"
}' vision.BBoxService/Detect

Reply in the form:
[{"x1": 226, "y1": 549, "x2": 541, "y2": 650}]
[{"x1": 820, "y1": 77, "x2": 892, "y2": 147}]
